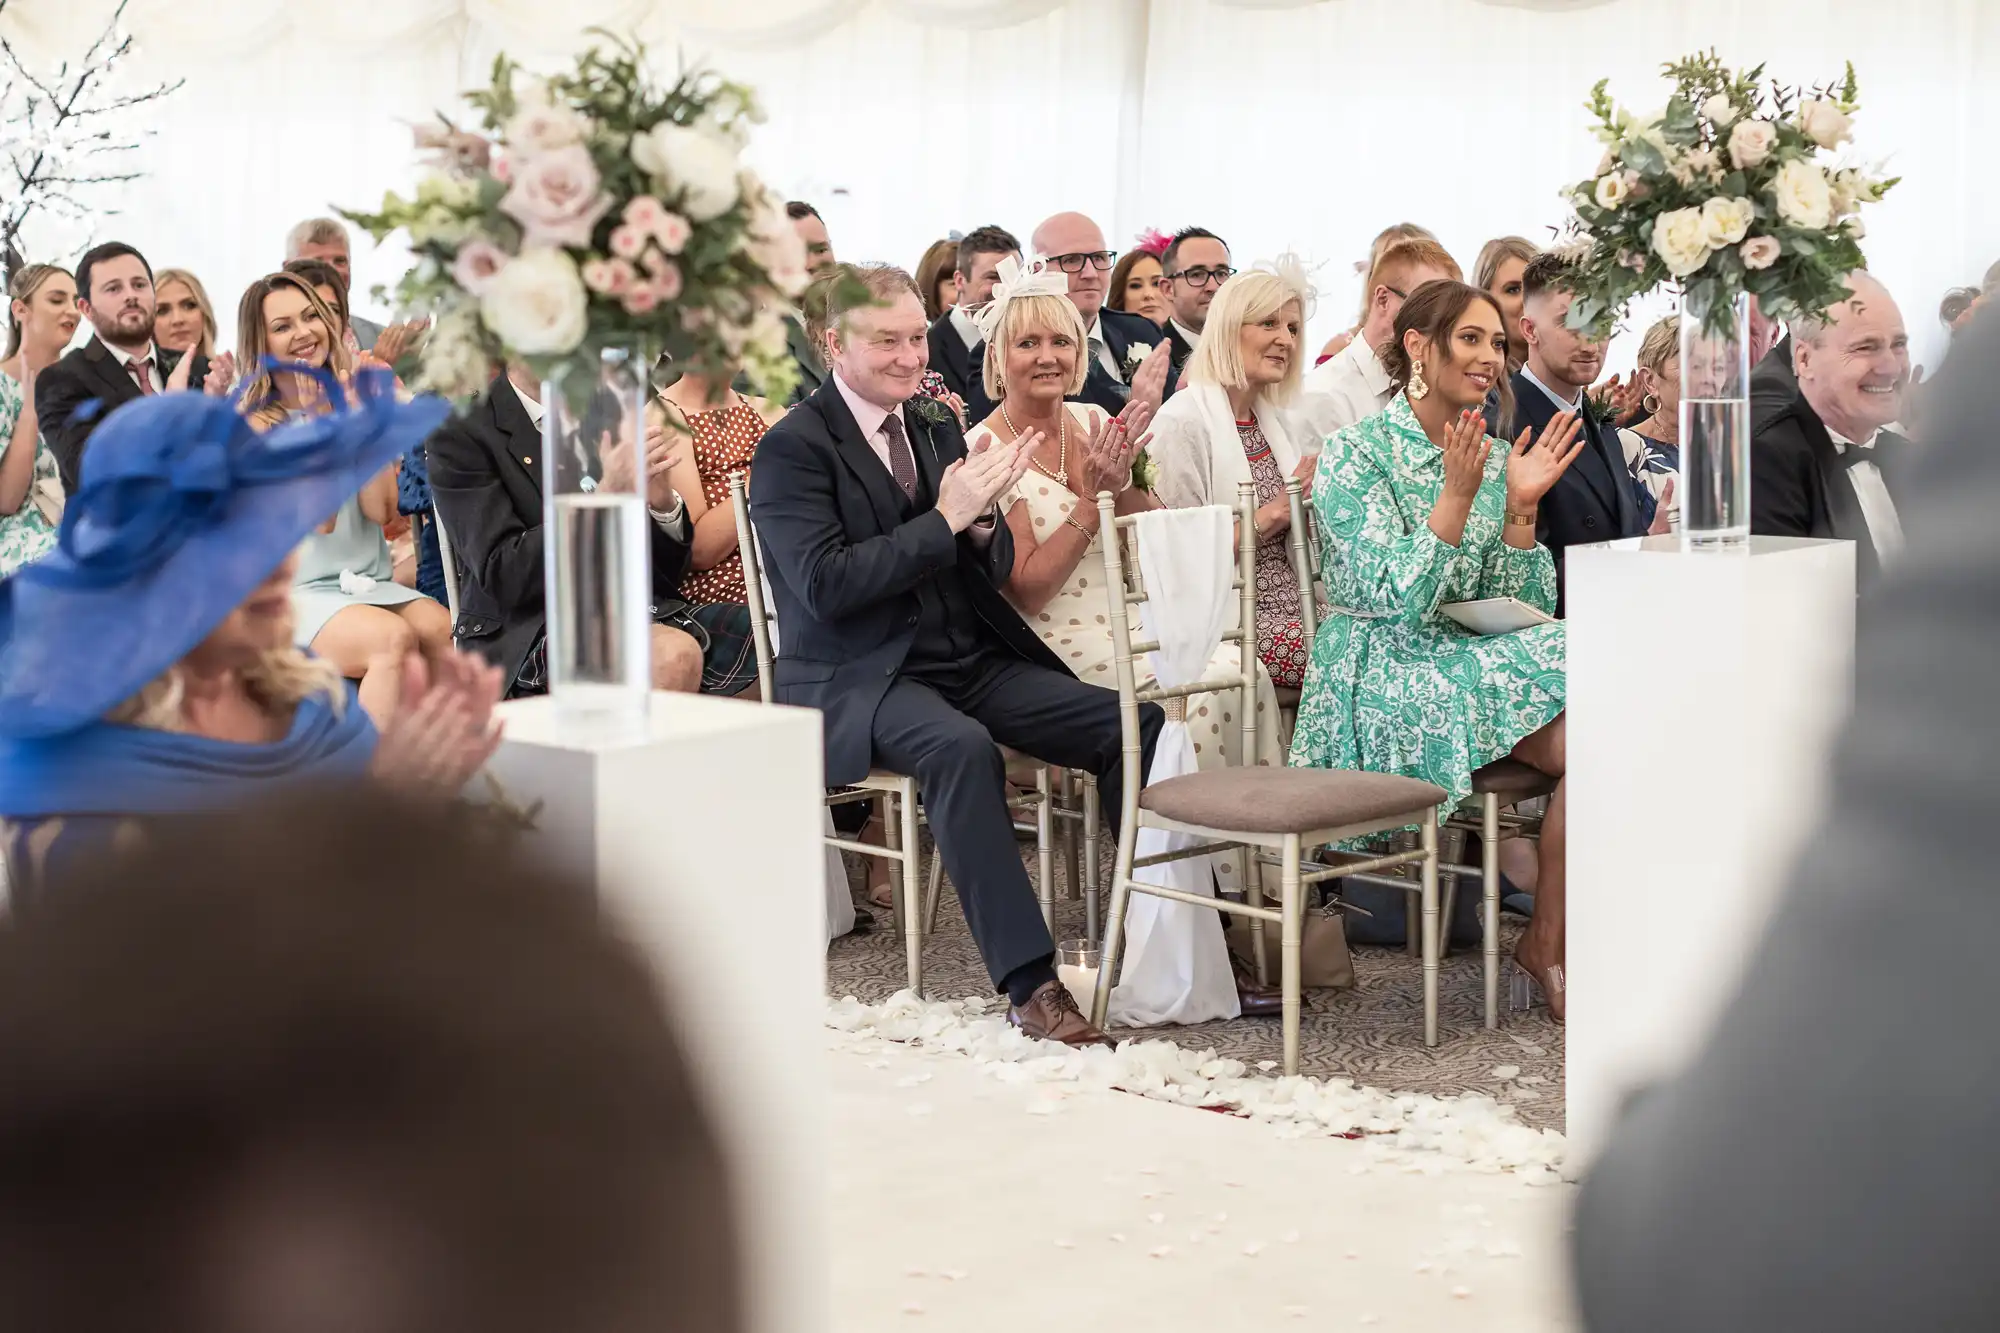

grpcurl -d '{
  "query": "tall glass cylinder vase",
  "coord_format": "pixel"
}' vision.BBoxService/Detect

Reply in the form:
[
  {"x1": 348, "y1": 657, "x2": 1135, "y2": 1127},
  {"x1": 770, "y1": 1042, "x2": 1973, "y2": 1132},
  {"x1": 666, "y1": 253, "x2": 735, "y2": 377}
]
[
  {"x1": 541, "y1": 342, "x2": 653, "y2": 737},
  {"x1": 1678, "y1": 290, "x2": 1753, "y2": 549}
]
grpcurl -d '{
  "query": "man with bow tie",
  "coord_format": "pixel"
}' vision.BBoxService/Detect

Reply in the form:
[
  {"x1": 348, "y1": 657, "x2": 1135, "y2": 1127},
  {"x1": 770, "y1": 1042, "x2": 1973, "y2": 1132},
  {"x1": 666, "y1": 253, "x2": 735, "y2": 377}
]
[{"x1": 1751, "y1": 273, "x2": 1912, "y2": 588}]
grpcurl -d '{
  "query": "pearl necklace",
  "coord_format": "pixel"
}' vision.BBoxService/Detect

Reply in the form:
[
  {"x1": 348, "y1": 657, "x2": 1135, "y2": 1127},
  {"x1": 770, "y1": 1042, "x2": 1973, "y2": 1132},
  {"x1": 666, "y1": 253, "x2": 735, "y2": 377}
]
[{"x1": 1000, "y1": 402, "x2": 1068, "y2": 485}]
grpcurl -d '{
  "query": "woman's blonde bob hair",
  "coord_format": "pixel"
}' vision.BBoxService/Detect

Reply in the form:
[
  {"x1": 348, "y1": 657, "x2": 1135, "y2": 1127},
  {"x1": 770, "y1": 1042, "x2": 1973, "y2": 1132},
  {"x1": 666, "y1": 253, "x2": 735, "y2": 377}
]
[
  {"x1": 981, "y1": 290, "x2": 1088, "y2": 402},
  {"x1": 1634, "y1": 314, "x2": 1679, "y2": 377},
  {"x1": 1186, "y1": 270, "x2": 1308, "y2": 407},
  {"x1": 107, "y1": 649, "x2": 345, "y2": 732}
]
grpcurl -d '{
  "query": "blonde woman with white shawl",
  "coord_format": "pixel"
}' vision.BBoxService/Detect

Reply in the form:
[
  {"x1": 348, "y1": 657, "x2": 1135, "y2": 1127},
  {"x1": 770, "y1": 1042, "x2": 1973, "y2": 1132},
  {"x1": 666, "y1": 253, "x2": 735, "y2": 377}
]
[
  {"x1": 1148, "y1": 262, "x2": 1322, "y2": 688},
  {"x1": 972, "y1": 259, "x2": 1286, "y2": 924}
]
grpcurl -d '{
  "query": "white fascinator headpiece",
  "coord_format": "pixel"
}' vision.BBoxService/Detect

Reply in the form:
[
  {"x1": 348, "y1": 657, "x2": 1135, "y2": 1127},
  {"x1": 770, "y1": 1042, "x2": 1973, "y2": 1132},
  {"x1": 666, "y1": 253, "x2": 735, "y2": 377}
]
[
  {"x1": 1254, "y1": 251, "x2": 1322, "y2": 322},
  {"x1": 974, "y1": 253, "x2": 1072, "y2": 344}
]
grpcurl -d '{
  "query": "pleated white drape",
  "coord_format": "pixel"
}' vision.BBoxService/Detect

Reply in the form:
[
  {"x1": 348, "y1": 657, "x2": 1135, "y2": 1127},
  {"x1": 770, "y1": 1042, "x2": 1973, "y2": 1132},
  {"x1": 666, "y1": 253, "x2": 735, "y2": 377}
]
[{"x1": 6, "y1": 0, "x2": 1994, "y2": 372}]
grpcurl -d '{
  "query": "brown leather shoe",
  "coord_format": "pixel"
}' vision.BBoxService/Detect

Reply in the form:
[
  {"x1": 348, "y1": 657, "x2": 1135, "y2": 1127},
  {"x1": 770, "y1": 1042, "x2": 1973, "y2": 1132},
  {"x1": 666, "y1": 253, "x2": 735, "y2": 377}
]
[
  {"x1": 1230, "y1": 956, "x2": 1284, "y2": 1018},
  {"x1": 1009, "y1": 980, "x2": 1115, "y2": 1048}
]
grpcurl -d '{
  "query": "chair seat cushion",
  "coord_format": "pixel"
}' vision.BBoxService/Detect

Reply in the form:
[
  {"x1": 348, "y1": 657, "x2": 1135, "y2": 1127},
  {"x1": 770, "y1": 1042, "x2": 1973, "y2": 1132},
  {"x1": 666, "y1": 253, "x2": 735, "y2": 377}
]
[
  {"x1": 1470, "y1": 758, "x2": 1558, "y2": 799},
  {"x1": 1140, "y1": 768, "x2": 1446, "y2": 835}
]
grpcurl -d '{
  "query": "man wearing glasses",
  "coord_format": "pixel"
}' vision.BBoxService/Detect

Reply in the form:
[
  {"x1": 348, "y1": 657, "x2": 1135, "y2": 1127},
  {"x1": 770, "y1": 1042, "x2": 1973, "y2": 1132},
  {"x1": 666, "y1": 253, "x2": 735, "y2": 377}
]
[
  {"x1": 1160, "y1": 227, "x2": 1233, "y2": 384},
  {"x1": 964, "y1": 211, "x2": 1173, "y2": 423}
]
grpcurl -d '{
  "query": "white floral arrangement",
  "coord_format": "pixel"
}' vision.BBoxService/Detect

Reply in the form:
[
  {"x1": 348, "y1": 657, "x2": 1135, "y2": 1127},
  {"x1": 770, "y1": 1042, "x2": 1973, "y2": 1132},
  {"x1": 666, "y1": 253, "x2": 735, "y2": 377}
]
[
  {"x1": 1555, "y1": 51, "x2": 1897, "y2": 337},
  {"x1": 342, "y1": 33, "x2": 811, "y2": 406}
]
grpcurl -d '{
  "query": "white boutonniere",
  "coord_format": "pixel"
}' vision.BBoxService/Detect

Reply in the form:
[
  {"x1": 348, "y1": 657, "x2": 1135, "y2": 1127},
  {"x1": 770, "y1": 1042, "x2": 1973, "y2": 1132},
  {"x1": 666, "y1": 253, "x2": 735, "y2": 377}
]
[{"x1": 1123, "y1": 342, "x2": 1153, "y2": 373}]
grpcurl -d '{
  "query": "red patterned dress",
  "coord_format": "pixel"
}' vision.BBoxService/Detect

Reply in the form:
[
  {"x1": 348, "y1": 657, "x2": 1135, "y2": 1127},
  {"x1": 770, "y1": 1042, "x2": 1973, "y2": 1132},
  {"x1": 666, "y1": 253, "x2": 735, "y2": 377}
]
[
  {"x1": 678, "y1": 399, "x2": 768, "y2": 606},
  {"x1": 1238, "y1": 418, "x2": 1311, "y2": 688}
]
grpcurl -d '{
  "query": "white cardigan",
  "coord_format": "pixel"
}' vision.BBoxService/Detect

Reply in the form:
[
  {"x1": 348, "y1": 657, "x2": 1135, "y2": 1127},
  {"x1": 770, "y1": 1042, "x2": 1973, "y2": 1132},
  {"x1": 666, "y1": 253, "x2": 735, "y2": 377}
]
[{"x1": 1147, "y1": 382, "x2": 1311, "y2": 512}]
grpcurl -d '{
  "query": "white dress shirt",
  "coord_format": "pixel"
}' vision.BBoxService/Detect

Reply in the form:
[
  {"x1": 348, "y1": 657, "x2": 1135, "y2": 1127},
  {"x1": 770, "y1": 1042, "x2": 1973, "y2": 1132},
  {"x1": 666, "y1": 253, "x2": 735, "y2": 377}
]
[
  {"x1": 832, "y1": 371, "x2": 994, "y2": 543},
  {"x1": 1519, "y1": 361, "x2": 1584, "y2": 413},
  {"x1": 1826, "y1": 424, "x2": 1905, "y2": 568},
  {"x1": 1169, "y1": 317, "x2": 1202, "y2": 353},
  {"x1": 949, "y1": 304, "x2": 983, "y2": 352},
  {"x1": 510, "y1": 377, "x2": 684, "y2": 531},
  {"x1": 108, "y1": 340, "x2": 167, "y2": 394},
  {"x1": 1298, "y1": 335, "x2": 1395, "y2": 441}
]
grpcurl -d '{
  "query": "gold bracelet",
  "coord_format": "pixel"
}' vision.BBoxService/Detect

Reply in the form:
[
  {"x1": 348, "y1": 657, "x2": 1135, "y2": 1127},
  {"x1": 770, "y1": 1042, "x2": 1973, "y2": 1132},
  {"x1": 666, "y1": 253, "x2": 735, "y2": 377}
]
[
  {"x1": 1064, "y1": 514, "x2": 1096, "y2": 539},
  {"x1": 1504, "y1": 509, "x2": 1537, "y2": 527}
]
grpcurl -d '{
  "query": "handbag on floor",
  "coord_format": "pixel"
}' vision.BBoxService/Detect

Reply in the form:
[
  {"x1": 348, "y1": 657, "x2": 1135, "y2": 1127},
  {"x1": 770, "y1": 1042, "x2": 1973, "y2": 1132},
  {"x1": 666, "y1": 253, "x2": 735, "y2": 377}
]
[{"x1": 1223, "y1": 904, "x2": 1354, "y2": 990}]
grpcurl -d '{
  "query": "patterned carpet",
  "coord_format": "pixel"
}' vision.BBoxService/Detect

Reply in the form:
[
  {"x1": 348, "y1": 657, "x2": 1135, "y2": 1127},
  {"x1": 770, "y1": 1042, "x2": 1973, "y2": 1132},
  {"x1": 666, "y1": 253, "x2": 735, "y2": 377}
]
[{"x1": 825, "y1": 835, "x2": 1566, "y2": 1131}]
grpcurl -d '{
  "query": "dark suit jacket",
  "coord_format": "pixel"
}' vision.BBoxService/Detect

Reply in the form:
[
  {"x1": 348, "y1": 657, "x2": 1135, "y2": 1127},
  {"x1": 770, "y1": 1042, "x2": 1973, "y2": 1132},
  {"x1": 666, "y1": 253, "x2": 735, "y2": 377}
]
[
  {"x1": 1749, "y1": 377, "x2": 1906, "y2": 588},
  {"x1": 425, "y1": 374, "x2": 694, "y2": 683},
  {"x1": 1753, "y1": 331, "x2": 1799, "y2": 402},
  {"x1": 36, "y1": 337, "x2": 211, "y2": 494},
  {"x1": 926, "y1": 312, "x2": 978, "y2": 403},
  {"x1": 746, "y1": 376, "x2": 1069, "y2": 786},
  {"x1": 961, "y1": 305, "x2": 1171, "y2": 424},
  {"x1": 1506, "y1": 369, "x2": 1645, "y2": 614}
]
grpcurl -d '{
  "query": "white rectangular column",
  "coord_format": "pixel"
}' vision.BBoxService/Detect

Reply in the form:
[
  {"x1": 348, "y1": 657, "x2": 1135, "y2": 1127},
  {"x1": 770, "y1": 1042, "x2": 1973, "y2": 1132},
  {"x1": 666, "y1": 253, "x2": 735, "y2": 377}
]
[
  {"x1": 1565, "y1": 536, "x2": 1855, "y2": 1165},
  {"x1": 484, "y1": 692, "x2": 828, "y2": 1333}
]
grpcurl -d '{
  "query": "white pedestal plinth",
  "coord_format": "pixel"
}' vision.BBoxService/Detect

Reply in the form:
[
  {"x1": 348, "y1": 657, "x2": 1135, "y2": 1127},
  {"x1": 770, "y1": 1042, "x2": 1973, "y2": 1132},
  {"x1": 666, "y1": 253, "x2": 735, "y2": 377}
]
[
  {"x1": 485, "y1": 692, "x2": 827, "y2": 1333},
  {"x1": 1566, "y1": 536, "x2": 1855, "y2": 1165}
]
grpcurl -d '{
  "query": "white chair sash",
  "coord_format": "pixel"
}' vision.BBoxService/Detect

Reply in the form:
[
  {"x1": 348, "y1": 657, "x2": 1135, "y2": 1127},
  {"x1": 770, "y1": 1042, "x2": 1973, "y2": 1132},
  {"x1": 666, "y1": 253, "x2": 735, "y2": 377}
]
[{"x1": 1109, "y1": 504, "x2": 1242, "y2": 1026}]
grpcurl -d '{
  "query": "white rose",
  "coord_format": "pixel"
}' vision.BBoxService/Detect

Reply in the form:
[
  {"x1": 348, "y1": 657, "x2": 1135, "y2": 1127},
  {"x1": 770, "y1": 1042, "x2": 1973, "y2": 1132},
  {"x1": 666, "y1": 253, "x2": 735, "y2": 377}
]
[
  {"x1": 503, "y1": 86, "x2": 591, "y2": 156},
  {"x1": 479, "y1": 246, "x2": 589, "y2": 356},
  {"x1": 1738, "y1": 236, "x2": 1782, "y2": 271},
  {"x1": 1699, "y1": 195, "x2": 1755, "y2": 248},
  {"x1": 1798, "y1": 99, "x2": 1853, "y2": 150},
  {"x1": 1770, "y1": 159, "x2": 1833, "y2": 231},
  {"x1": 1727, "y1": 118, "x2": 1778, "y2": 169},
  {"x1": 743, "y1": 193, "x2": 809, "y2": 298},
  {"x1": 747, "y1": 306, "x2": 790, "y2": 359},
  {"x1": 631, "y1": 122, "x2": 741, "y2": 222},
  {"x1": 1844, "y1": 216, "x2": 1867, "y2": 240},
  {"x1": 1701, "y1": 94, "x2": 1739, "y2": 128},
  {"x1": 1594, "y1": 170, "x2": 1635, "y2": 209},
  {"x1": 1651, "y1": 206, "x2": 1713, "y2": 278}
]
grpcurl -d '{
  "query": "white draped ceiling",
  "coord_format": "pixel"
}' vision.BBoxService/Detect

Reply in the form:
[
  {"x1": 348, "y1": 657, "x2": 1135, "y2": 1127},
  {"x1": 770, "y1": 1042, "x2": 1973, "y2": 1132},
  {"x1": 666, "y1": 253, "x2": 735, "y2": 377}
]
[{"x1": 6, "y1": 0, "x2": 1995, "y2": 371}]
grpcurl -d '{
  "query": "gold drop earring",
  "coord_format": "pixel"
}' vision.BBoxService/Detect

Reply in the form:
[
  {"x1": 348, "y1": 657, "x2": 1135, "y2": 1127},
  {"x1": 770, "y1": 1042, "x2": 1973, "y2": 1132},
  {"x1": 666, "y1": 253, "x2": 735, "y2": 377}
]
[{"x1": 1408, "y1": 358, "x2": 1431, "y2": 401}]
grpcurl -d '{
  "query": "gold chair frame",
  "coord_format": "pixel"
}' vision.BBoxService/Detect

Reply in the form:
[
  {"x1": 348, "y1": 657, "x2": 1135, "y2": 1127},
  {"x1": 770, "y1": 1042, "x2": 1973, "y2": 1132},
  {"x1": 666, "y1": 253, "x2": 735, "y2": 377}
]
[{"x1": 1090, "y1": 483, "x2": 1444, "y2": 1071}]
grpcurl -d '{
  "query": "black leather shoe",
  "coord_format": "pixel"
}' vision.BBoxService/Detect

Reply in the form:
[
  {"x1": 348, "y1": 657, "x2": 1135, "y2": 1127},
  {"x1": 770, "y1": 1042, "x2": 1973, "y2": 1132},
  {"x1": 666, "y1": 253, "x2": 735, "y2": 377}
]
[{"x1": 1235, "y1": 983, "x2": 1283, "y2": 1018}]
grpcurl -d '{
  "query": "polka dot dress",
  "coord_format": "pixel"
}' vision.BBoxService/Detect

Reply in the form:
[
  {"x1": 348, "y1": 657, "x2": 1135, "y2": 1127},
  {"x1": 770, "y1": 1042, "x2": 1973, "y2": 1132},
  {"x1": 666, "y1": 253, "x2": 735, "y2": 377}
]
[
  {"x1": 678, "y1": 399, "x2": 768, "y2": 607},
  {"x1": 976, "y1": 405, "x2": 1287, "y2": 892}
]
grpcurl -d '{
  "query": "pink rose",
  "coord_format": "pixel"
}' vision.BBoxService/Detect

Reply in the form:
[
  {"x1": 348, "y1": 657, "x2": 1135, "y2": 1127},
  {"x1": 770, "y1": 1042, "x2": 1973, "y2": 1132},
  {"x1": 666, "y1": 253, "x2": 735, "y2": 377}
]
[
  {"x1": 652, "y1": 260, "x2": 683, "y2": 302},
  {"x1": 1739, "y1": 236, "x2": 1782, "y2": 271},
  {"x1": 609, "y1": 224, "x2": 647, "y2": 260},
  {"x1": 497, "y1": 145, "x2": 612, "y2": 250},
  {"x1": 492, "y1": 154, "x2": 512, "y2": 184},
  {"x1": 581, "y1": 257, "x2": 621, "y2": 295},
  {"x1": 623, "y1": 285, "x2": 660, "y2": 316},
  {"x1": 607, "y1": 258, "x2": 638, "y2": 292},
  {"x1": 653, "y1": 210, "x2": 691, "y2": 255},
  {"x1": 625, "y1": 195, "x2": 667, "y2": 231},
  {"x1": 451, "y1": 238, "x2": 510, "y2": 294}
]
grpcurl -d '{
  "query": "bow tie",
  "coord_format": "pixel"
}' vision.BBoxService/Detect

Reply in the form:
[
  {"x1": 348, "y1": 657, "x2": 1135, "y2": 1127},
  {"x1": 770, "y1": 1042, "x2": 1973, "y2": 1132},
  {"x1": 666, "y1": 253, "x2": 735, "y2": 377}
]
[{"x1": 1837, "y1": 431, "x2": 1898, "y2": 470}]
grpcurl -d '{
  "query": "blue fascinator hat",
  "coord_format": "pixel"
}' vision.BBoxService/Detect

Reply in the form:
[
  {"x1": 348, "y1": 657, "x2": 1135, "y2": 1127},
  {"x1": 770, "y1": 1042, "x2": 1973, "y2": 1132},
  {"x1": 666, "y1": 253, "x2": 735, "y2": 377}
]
[{"x1": 0, "y1": 366, "x2": 450, "y2": 738}]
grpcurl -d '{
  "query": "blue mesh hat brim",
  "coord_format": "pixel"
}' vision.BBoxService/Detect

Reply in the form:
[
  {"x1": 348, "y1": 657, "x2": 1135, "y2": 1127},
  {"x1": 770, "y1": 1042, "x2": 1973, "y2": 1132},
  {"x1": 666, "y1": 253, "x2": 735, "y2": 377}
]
[{"x1": 0, "y1": 371, "x2": 451, "y2": 739}]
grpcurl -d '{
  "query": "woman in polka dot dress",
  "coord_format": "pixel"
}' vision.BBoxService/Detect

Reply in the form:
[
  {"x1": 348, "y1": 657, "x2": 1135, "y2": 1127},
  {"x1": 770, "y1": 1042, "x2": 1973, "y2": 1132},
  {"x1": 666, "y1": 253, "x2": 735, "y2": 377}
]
[
  {"x1": 652, "y1": 370, "x2": 786, "y2": 607},
  {"x1": 970, "y1": 286, "x2": 1284, "y2": 895}
]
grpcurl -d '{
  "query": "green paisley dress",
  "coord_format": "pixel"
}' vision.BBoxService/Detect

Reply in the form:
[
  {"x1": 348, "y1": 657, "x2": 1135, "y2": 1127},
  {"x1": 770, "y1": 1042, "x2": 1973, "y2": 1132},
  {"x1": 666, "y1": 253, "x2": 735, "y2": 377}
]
[{"x1": 1287, "y1": 393, "x2": 1564, "y2": 810}]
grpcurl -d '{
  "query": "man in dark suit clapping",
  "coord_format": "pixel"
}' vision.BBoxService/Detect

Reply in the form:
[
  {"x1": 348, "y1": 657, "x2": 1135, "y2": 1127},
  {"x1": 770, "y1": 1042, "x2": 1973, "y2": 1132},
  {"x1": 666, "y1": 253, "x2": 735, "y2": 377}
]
[
  {"x1": 749, "y1": 263, "x2": 1162, "y2": 1046},
  {"x1": 1508, "y1": 253, "x2": 1650, "y2": 614},
  {"x1": 1750, "y1": 272, "x2": 1912, "y2": 589},
  {"x1": 36, "y1": 242, "x2": 215, "y2": 493}
]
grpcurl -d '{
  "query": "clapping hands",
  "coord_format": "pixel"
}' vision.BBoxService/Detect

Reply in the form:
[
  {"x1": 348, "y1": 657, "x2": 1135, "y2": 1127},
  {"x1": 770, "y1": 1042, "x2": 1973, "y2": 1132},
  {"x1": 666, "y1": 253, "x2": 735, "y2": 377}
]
[
  {"x1": 1439, "y1": 408, "x2": 1494, "y2": 502},
  {"x1": 1127, "y1": 340, "x2": 1172, "y2": 416},
  {"x1": 1504, "y1": 410, "x2": 1586, "y2": 509},
  {"x1": 369, "y1": 649, "x2": 505, "y2": 796},
  {"x1": 1076, "y1": 401, "x2": 1154, "y2": 498},
  {"x1": 937, "y1": 428, "x2": 1035, "y2": 532},
  {"x1": 600, "y1": 419, "x2": 685, "y2": 511}
]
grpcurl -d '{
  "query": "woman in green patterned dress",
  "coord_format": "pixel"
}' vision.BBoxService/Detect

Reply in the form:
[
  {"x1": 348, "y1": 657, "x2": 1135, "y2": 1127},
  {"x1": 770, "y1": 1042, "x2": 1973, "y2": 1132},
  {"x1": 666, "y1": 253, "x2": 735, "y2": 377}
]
[{"x1": 1289, "y1": 281, "x2": 1584, "y2": 1019}]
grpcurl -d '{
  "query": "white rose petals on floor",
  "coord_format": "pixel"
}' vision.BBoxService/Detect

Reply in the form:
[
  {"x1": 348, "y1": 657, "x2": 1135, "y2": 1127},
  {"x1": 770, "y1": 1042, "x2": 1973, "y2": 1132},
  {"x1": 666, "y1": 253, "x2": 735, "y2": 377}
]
[
  {"x1": 826, "y1": 991, "x2": 1569, "y2": 1180},
  {"x1": 827, "y1": 1018, "x2": 1578, "y2": 1331}
]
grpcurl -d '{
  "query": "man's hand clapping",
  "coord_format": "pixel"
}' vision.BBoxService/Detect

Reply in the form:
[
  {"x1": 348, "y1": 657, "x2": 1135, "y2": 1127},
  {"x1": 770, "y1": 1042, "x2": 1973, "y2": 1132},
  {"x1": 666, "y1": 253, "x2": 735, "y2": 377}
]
[
  {"x1": 937, "y1": 430, "x2": 1035, "y2": 532},
  {"x1": 601, "y1": 419, "x2": 686, "y2": 512}
]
